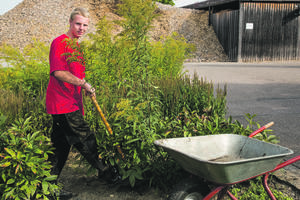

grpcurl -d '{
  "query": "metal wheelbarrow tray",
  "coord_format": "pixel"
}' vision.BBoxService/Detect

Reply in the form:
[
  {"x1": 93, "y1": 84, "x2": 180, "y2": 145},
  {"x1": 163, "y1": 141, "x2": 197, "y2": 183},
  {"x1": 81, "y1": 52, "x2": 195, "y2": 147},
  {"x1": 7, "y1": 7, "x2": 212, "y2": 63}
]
[{"x1": 154, "y1": 134, "x2": 293, "y2": 184}]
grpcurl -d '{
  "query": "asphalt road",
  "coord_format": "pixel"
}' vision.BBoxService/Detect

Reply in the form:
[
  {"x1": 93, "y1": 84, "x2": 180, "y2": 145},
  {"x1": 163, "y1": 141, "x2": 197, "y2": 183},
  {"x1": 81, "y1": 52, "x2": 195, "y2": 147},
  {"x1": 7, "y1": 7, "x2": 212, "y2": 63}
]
[{"x1": 184, "y1": 62, "x2": 300, "y2": 169}]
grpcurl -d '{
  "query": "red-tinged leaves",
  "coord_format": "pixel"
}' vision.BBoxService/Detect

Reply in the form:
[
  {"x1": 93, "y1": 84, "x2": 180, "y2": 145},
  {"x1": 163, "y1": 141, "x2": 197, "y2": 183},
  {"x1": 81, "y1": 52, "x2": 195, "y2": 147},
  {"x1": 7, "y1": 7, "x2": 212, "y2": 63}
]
[
  {"x1": 0, "y1": 162, "x2": 11, "y2": 167},
  {"x1": 15, "y1": 164, "x2": 20, "y2": 174},
  {"x1": 4, "y1": 148, "x2": 16, "y2": 158}
]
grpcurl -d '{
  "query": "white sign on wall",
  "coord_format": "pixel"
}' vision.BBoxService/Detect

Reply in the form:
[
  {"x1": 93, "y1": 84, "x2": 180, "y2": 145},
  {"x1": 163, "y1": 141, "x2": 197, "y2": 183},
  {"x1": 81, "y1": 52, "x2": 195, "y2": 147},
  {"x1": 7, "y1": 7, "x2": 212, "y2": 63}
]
[{"x1": 246, "y1": 23, "x2": 254, "y2": 30}]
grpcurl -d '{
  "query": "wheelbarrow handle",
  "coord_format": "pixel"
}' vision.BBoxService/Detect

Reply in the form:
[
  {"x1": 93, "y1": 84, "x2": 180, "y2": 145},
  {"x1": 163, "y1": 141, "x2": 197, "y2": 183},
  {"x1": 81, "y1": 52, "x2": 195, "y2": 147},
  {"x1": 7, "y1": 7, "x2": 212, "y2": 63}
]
[
  {"x1": 271, "y1": 155, "x2": 300, "y2": 172},
  {"x1": 249, "y1": 121, "x2": 274, "y2": 138},
  {"x1": 91, "y1": 96, "x2": 125, "y2": 160}
]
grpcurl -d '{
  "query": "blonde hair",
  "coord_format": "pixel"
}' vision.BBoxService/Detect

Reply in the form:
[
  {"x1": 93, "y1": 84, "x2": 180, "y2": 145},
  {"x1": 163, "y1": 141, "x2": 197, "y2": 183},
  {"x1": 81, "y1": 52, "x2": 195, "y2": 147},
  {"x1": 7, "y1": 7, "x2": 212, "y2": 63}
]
[{"x1": 70, "y1": 8, "x2": 89, "y2": 21}]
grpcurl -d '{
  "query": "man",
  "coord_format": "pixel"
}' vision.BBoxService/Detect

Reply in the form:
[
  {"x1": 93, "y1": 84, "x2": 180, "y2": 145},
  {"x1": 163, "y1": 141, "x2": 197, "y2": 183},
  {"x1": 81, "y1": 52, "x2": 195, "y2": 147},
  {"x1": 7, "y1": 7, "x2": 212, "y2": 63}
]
[{"x1": 46, "y1": 8, "x2": 114, "y2": 198}]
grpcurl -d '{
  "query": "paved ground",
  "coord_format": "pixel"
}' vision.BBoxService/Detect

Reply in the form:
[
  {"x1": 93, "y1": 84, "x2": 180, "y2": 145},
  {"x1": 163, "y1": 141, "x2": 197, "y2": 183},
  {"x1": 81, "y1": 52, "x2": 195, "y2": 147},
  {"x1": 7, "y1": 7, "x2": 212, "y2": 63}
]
[
  {"x1": 183, "y1": 62, "x2": 300, "y2": 170},
  {"x1": 184, "y1": 62, "x2": 300, "y2": 191}
]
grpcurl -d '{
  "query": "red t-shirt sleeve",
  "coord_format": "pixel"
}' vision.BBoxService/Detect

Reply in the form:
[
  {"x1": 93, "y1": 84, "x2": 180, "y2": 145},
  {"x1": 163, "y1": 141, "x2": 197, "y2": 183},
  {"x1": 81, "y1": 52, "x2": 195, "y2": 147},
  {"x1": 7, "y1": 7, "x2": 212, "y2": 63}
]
[{"x1": 49, "y1": 38, "x2": 69, "y2": 75}]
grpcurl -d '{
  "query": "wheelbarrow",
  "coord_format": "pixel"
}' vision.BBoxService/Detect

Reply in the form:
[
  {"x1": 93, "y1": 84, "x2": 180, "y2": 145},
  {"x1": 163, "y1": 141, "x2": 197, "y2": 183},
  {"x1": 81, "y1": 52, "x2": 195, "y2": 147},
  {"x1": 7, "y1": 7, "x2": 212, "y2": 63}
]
[{"x1": 154, "y1": 122, "x2": 300, "y2": 200}]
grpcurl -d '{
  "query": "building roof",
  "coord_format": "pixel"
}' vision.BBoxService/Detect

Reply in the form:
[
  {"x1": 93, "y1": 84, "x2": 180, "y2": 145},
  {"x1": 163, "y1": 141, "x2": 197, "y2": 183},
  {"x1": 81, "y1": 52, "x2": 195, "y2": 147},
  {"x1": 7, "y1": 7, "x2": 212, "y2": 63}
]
[
  {"x1": 174, "y1": 0, "x2": 235, "y2": 8},
  {"x1": 174, "y1": 0, "x2": 206, "y2": 8},
  {"x1": 174, "y1": 0, "x2": 300, "y2": 8}
]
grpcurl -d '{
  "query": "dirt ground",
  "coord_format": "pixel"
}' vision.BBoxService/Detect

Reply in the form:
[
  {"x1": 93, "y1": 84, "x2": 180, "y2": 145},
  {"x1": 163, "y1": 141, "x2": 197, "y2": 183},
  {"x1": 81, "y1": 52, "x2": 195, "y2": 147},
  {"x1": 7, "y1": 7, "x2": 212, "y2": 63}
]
[{"x1": 58, "y1": 152, "x2": 166, "y2": 200}]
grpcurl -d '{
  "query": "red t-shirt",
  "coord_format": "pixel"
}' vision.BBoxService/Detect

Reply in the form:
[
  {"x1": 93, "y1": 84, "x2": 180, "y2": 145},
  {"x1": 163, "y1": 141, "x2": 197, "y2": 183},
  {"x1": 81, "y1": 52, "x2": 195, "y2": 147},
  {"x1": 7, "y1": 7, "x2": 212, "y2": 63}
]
[{"x1": 46, "y1": 34, "x2": 85, "y2": 115}]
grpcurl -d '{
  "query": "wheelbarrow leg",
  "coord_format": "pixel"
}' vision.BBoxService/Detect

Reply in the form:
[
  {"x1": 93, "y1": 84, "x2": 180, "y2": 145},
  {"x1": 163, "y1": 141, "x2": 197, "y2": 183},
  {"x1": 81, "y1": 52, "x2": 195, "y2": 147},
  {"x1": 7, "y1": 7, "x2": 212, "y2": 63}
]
[
  {"x1": 227, "y1": 191, "x2": 238, "y2": 200},
  {"x1": 203, "y1": 186, "x2": 223, "y2": 200},
  {"x1": 218, "y1": 186, "x2": 238, "y2": 200},
  {"x1": 262, "y1": 155, "x2": 300, "y2": 200},
  {"x1": 263, "y1": 173, "x2": 276, "y2": 200}
]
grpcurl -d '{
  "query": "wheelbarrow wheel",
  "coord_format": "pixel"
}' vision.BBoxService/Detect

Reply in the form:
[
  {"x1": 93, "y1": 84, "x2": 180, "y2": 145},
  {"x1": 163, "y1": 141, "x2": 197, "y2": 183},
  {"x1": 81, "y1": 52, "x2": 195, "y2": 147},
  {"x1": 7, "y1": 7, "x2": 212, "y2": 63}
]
[{"x1": 167, "y1": 178, "x2": 210, "y2": 200}]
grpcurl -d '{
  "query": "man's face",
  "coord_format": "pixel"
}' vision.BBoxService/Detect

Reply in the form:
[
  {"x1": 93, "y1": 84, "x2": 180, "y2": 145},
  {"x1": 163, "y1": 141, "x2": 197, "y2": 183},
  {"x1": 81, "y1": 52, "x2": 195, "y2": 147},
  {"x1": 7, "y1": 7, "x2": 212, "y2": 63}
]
[{"x1": 69, "y1": 14, "x2": 89, "y2": 38}]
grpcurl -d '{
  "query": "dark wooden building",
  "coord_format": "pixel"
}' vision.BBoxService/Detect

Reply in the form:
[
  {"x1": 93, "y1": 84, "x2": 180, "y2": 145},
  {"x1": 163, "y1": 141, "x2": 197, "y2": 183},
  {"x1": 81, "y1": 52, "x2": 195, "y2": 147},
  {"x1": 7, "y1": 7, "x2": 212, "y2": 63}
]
[{"x1": 183, "y1": 0, "x2": 300, "y2": 62}]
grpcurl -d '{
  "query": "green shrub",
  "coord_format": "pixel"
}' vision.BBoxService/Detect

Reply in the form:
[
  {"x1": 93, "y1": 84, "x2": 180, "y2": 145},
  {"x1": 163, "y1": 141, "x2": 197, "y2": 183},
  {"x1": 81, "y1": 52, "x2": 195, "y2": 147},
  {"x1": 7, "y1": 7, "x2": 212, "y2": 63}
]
[
  {"x1": 72, "y1": 0, "x2": 193, "y2": 187},
  {"x1": 79, "y1": 0, "x2": 193, "y2": 89},
  {"x1": 153, "y1": 74, "x2": 223, "y2": 118},
  {"x1": 0, "y1": 40, "x2": 49, "y2": 94},
  {"x1": 0, "y1": 90, "x2": 23, "y2": 125},
  {"x1": 0, "y1": 114, "x2": 7, "y2": 131},
  {"x1": 231, "y1": 177, "x2": 293, "y2": 200},
  {"x1": 0, "y1": 117, "x2": 58, "y2": 200},
  {"x1": 149, "y1": 33, "x2": 195, "y2": 78},
  {"x1": 0, "y1": 40, "x2": 49, "y2": 128}
]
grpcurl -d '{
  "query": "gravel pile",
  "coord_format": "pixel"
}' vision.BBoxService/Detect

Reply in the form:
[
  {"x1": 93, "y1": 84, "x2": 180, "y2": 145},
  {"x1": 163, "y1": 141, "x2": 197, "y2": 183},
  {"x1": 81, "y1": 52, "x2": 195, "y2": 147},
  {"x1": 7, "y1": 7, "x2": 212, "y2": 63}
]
[
  {"x1": 0, "y1": 0, "x2": 92, "y2": 48},
  {"x1": 0, "y1": 0, "x2": 229, "y2": 62}
]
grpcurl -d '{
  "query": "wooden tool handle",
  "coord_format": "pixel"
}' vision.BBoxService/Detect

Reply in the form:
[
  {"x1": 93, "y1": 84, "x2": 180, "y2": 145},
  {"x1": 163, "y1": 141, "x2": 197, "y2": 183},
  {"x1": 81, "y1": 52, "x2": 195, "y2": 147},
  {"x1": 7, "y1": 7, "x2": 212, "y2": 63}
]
[
  {"x1": 249, "y1": 121, "x2": 274, "y2": 138},
  {"x1": 91, "y1": 96, "x2": 125, "y2": 159},
  {"x1": 91, "y1": 96, "x2": 113, "y2": 135},
  {"x1": 264, "y1": 121, "x2": 274, "y2": 129}
]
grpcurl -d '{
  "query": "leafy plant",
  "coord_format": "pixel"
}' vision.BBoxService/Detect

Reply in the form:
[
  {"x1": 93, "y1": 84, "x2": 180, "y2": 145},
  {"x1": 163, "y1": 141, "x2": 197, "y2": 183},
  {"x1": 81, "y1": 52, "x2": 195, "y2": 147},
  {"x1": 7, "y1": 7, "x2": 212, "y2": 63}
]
[
  {"x1": 79, "y1": 0, "x2": 193, "y2": 89},
  {"x1": 0, "y1": 114, "x2": 7, "y2": 131},
  {"x1": 73, "y1": 0, "x2": 197, "y2": 187},
  {"x1": 0, "y1": 40, "x2": 49, "y2": 128},
  {"x1": 230, "y1": 177, "x2": 293, "y2": 200},
  {"x1": 153, "y1": 74, "x2": 223, "y2": 118},
  {"x1": 155, "y1": 0, "x2": 175, "y2": 6},
  {"x1": 0, "y1": 40, "x2": 49, "y2": 94},
  {"x1": 0, "y1": 117, "x2": 58, "y2": 200},
  {"x1": 243, "y1": 114, "x2": 279, "y2": 143},
  {"x1": 0, "y1": 89, "x2": 24, "y2": 126},
  {"x1": 150, "y1": 33, "x2": 195, "y2": 78}
]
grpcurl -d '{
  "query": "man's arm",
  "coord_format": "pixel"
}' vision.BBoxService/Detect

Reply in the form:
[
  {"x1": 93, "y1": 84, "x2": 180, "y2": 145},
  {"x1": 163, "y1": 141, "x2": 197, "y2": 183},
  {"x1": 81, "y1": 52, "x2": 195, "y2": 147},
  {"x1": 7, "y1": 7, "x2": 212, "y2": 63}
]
[
  {"x1": 53, "y1": 70, "x2": 84, "y2": 86},
  {"x1": 53, "y1": 70, "x2": 95, "y2": 94}
]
